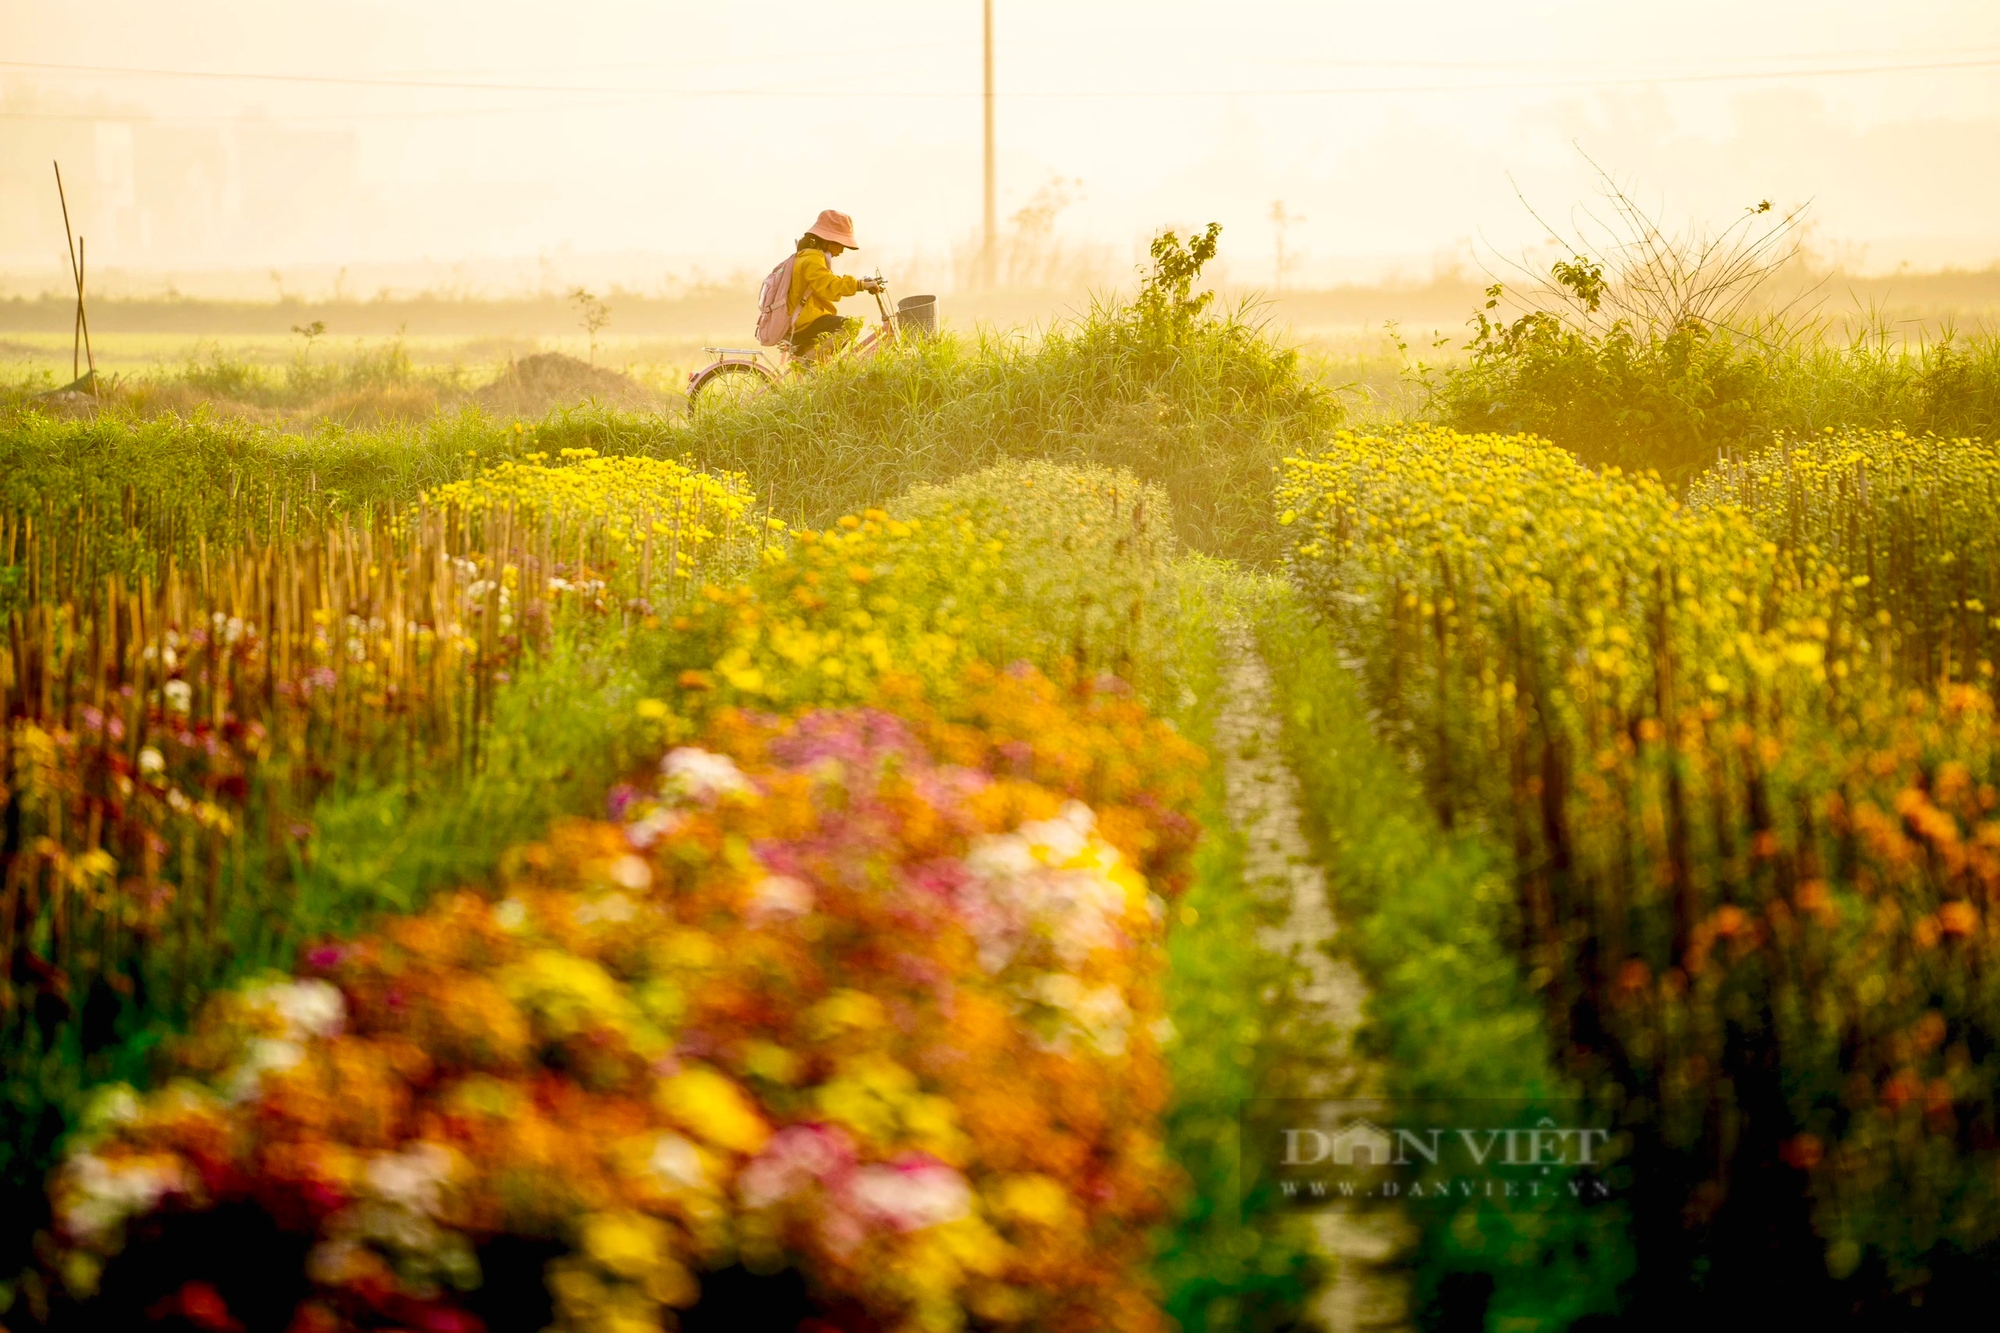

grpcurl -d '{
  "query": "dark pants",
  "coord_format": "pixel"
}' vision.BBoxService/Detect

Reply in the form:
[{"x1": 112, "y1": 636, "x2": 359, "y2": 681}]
[{"x1": 792, "y1": 314, "x2": 857, "y2": 356}]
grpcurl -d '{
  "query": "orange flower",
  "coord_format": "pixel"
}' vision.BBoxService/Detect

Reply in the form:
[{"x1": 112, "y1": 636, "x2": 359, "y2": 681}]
[{"x1": 1779, "y1": 1134, "x2": 1823, "y2": 1170}]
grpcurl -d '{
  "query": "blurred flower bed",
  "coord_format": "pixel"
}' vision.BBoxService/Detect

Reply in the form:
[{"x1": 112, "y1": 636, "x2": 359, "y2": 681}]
[
  {"x1": 1273, "y1": 423, "x2": 2000, "y2": 1318},
  {"x1": 44, "y1": 656, "x2": 1203, "y2": 1333}
]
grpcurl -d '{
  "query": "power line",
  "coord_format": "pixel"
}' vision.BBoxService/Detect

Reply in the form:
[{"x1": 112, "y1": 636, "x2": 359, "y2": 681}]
[
  {"x1": 1254, "y1": 46, "x2": 2000, "y2": 72},
  {"x1": 0, "y1": 53, "x2": 1995, "y2": 110},
  {"x1": 0, "y1": 49, "x2": 965, "y2": 95},
  {"x1": 0, "y1": 101, "x2": 655, "y2": 125}
]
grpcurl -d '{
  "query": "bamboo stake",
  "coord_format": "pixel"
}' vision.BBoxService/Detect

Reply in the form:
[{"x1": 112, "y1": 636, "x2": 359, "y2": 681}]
[{"x1": 52, "y1": 162, "x2": 97, "y2": 391}]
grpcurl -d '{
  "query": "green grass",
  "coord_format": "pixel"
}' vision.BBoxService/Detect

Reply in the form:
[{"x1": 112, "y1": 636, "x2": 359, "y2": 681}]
[
  {"x1": 1, "y1": 331, "x2": 716, "y2": 415},
  {"x1": 1153, "y1": 558, "x2": 1326, "y2": 1332},
  {"x1": 1253, "y1": 581, "x2": 1634, "y2": 1332}
]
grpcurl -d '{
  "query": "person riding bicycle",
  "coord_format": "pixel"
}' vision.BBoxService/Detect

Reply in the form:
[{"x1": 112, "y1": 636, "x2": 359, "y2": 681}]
[{"x1": 788, "y1": 210, "x2": 884, "y2": 358}]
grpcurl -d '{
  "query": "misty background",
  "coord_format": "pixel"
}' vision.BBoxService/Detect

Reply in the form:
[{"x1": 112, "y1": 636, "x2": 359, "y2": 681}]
[{"x1": 4, "y1": 0, "x2": 1999, "y2": 307}]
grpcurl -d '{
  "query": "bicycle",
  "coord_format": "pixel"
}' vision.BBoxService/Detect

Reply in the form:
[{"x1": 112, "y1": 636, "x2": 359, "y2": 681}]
[{"x1": 685, "y1": 274, "x2": 933, "y2": 413}]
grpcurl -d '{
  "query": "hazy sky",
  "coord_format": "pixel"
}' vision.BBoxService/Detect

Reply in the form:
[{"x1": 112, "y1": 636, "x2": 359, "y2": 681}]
[{"x1": 5, "y1": 0, "x2": 2000, "y2": 291}]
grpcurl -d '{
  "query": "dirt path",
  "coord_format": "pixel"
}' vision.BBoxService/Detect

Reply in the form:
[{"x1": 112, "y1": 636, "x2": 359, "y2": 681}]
[{"x1": 1213, "y1": 622, "x2": 1411, "y2": 1333}]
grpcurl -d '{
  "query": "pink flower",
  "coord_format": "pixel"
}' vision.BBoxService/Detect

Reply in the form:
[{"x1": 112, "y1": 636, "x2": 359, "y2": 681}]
[
  {"x1": 843, "y1": 1154, "x2": 971, "y2": 1233},
  {"x1": 605, "y1": 784, "x2": 643, "y2": 822},
  {"x1": 739, "y1": 1124, "x2": 856, "y2": 1209}
]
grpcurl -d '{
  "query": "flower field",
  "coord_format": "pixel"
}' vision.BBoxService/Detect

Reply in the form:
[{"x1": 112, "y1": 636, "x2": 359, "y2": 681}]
[
  {"x1": 1692, "y1": 429, "x2": 2000, "y2": 689},
  {"x1": 1, "y1": 388, "x2": 1331, "y2": 1333},
  {"x1": 2, "y1": 453, "x2": 750, "y2": 1059},
  {"x1": 51, "y1": 673, "x2": 1195, "y2": 1333},
  {"x1": 13, "y1": 257, "x2": 1997, "y2": 1331},
  {"x1": 1274, "y1": 424, "x2": 2000, "y2": 1320}
]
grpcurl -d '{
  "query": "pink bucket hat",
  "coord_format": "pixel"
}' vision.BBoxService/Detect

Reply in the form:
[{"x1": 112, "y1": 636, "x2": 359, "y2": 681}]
[{"x1": 806, "y1": 209, "x2": 860, "y2": 249}]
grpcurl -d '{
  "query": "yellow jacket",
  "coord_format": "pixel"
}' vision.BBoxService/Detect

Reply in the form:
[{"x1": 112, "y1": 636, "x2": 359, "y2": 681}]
[{"x1": 787, "y1": 248, "x2": 861, "y2": 332}]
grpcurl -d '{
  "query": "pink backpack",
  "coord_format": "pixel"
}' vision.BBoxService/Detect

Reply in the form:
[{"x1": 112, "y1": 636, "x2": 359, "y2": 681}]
[{"x1": 755, "y1": 254, "x2": 803, "y2": 346}]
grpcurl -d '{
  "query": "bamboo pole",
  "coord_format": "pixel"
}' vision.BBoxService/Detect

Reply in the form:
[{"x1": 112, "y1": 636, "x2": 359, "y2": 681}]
[{"x1": 52, "y1": 162, "x2": 96, "y2": 391}]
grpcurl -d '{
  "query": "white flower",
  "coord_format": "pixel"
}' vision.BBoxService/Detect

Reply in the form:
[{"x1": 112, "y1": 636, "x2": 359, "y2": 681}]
[
  {"x1": 961, "y1": 802, "x2": 1133, "y2": 973},
  {"x1": 748, "y1": 875, "x2": 814, "y2": 922},
  {"x1": 846, "y1": 1160, "x2": 972, "y2": 1232},
  {"x1": 1073, "y1": 983, "x2": 1134, "y2": 1056},
  {"x1": 214, "y1": 978, "x2": 346, "y2": 1102},
  {"x1": 493, "y1": 897, "x2": 529, "y2": 931},
  {"x1": 963, "y1": 833, "x2": 1037, "y2": 880},
  {"x1": 363, "y1": 1143, "x2": 455, "y2": 1215},
  {"x1": 225, "y1": 1037, "x2": 304, "y2": 1103},
  {"x1": 162, "y1": 680, "x2": 192, "y2": 713},
  {"x1": 649, "y1": 1132, "x2": 709, "y2": 1192},
  {"x1": 624, "y1": 808, "x2": 684, "y2": 850},
  {"x1": 276, "y1": 979, "x2": 346, "y2": 1038},
  {"x1": 137, "y1": 747, "x2": 165, "y2": 776},
  {"x1": 660, "y1": 747, "x2": 753, "y2": 801},
  {"x1": 1015, "y1": 801, "x2": 1095, "y2": 862},
  {"x1": 1033, "y1": 972, "x2": 1085, "y2": 1010},
  {"x1": 609, "y1": 854, "x2": 653, "y2": 891},
  {"x1": 573, "y1": 892, "x2": 637, "y2": 926},
  {"x1": 245, "y1": 977, "x2": 346, "y2": 1040},
  {"x1": 56, "y1": 1151, "x2": 192, "y2": 1247},
  {"x1": 1018, "y1": 973, "x2": 1132, "y2": 1057}
]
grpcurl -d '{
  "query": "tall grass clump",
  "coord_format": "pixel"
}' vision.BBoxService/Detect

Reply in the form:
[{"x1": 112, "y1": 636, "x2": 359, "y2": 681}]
[
  {"x1": 156, "y1": 337, "x2": 454, "y2": 421},
  {"x1": 1412, "y1": 177, "x2": 2000, "y2": 483}
]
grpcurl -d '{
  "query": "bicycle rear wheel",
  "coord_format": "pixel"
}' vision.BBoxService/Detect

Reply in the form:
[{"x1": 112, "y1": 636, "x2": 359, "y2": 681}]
[{"x1": 687, "y1": 362, "x2": 776, "y2": 414}]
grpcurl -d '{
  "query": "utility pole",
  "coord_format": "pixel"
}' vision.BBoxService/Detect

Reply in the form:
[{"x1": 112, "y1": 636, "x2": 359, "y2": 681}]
[{"x1": 982, "y1": 0, "x2": 996, "y2": 290}]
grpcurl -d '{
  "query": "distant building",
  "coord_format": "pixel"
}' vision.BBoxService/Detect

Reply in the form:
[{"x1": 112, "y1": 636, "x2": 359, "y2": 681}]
[{"x1": 0, "y1": 88, "x2": 360, "y2": 277}]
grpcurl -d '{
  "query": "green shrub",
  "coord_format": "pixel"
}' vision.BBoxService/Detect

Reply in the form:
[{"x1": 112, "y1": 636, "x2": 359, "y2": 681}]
[
  {"x1": 1421, "y1": 287, "x2": 1775, "y2": 482},
  {"x1": 1418, "y1": 287, "x2": 2000, "y2": 486},
  {"x1": 1405, "y1": 182, "x2": 2000, "y2": 482}
]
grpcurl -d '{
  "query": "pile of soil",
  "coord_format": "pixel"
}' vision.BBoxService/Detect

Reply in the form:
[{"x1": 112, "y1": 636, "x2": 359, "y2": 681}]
[
  {"x1": 473, "y1": 351, "x2": 662, "y2": 417},
  {"x1": 36, "y1": 389, "x2": 102, "y2": 418}
]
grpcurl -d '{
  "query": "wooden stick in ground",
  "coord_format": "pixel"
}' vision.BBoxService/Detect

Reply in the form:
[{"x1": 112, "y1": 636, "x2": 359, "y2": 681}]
[
  {"x1": 77, "y1": 236, "x2": 97, "y2": 388},
  {"x1": 54, "y1": 161, "x2": 83, "y2": 382}
]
